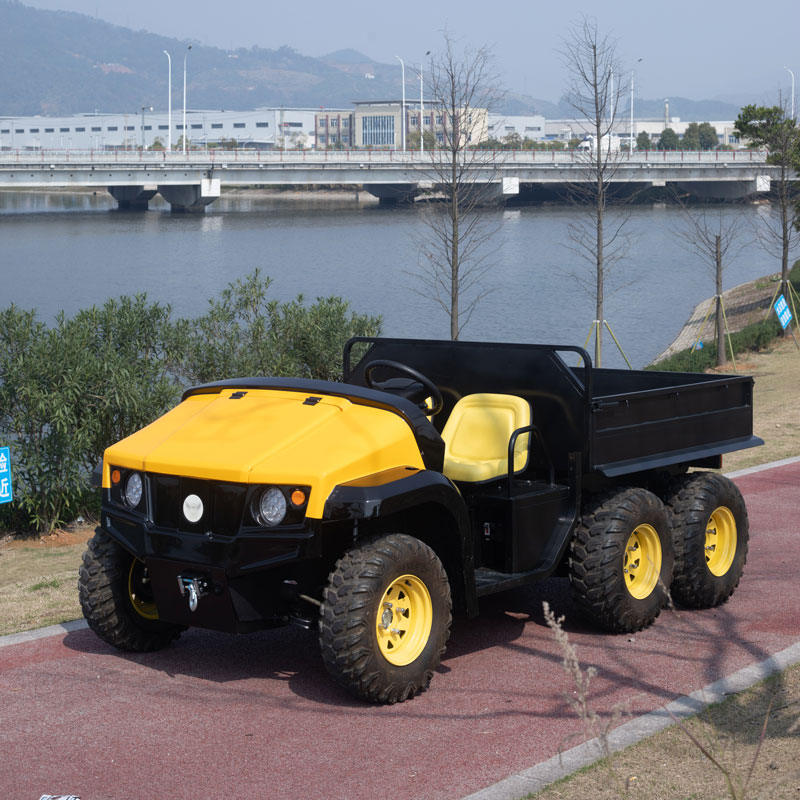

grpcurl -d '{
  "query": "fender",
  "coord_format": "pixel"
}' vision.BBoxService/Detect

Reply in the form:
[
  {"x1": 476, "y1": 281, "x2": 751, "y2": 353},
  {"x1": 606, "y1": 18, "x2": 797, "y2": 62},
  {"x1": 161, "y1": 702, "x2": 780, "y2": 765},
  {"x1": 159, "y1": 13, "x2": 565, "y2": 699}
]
[{"x1": 323, "y1": 467, "x2": 477, "y2": 615}]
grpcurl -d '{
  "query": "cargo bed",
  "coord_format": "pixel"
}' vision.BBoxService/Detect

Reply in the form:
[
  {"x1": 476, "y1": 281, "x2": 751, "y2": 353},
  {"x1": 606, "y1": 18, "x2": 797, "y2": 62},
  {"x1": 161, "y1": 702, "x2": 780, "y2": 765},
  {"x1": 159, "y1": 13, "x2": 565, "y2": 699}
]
[{"x1": 345, "y1": 338, "x2": 762, "y2": 478}]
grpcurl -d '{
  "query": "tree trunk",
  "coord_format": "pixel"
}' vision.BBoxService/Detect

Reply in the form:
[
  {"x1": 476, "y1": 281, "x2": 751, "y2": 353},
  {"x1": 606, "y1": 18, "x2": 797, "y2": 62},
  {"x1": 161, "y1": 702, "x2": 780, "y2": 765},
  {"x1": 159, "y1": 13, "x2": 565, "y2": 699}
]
[
  {"x1": 715, "y1": 234, "x2": 727, "y2": 366},
  {"x1": 450, "y1": 147, "x2": 459, "y2": 340}
]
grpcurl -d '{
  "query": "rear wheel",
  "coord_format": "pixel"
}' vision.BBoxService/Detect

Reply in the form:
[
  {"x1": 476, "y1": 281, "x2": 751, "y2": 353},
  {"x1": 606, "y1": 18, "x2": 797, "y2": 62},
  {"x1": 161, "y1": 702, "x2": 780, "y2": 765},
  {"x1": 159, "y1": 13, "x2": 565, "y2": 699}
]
[
  {"x1": 79, "y1": 529, "x2": 185, "y2": 652},
  {"x1": 569, "y1": 488, "x2": 674, "y2": 632},
  {"x1": 319, "y1": 533, "x2": 452, "y2": 704},
  {"x1": 664, "y1": 472, "x2": 748, "y2": 608}
]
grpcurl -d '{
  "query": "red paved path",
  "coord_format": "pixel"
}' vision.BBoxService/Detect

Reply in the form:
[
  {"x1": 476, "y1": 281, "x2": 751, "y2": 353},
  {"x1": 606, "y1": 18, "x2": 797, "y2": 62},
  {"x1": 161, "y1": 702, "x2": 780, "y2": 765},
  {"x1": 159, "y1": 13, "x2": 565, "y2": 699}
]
[{"x1": 1, "y1": 462, "x2": 798, "y2": 800}]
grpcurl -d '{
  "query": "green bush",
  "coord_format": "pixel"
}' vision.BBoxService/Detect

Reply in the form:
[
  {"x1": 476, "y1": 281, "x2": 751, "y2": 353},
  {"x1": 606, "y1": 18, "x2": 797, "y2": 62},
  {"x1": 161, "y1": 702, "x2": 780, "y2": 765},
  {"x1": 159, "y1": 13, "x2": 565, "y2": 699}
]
[
  {"x1": 173, "y1": 270, "x2": 382, "y2": 384},
  {"x1": 0, "y1": 272, "x2": 382, "y2": 534},
  {"x1": 0, "y1": 298, "x2": 181, "y2": 533}
]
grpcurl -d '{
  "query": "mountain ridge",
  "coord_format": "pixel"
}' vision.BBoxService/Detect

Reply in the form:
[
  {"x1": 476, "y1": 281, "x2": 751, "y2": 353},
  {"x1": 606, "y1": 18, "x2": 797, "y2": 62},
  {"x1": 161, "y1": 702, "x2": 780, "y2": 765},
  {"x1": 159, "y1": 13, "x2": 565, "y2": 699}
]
[{"x1": 0, "y1": 0, "x2": 744, "y2": 122}]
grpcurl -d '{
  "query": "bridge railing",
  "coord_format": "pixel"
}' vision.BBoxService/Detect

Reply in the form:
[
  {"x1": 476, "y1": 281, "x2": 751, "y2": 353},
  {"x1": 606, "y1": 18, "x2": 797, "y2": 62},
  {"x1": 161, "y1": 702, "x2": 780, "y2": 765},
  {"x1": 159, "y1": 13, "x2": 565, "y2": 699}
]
[{"x1": 0, "y1": 148, "x2": 770, "y2": 168}]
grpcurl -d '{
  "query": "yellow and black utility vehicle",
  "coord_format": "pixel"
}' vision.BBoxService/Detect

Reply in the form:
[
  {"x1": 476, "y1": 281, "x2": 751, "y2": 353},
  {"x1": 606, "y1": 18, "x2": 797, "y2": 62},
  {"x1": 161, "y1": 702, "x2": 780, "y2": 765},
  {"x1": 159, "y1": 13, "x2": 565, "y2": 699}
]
[{"x1": 80, "y1": 338, "x2": 762, "y2": 703}]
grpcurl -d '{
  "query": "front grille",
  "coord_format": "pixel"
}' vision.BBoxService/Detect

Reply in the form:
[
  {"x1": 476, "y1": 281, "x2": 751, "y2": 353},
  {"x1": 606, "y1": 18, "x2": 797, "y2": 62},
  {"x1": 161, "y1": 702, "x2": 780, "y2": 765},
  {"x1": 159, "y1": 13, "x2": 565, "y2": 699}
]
[{"x1": 150, "y1": 473, "x2": 248, "y2": 537}]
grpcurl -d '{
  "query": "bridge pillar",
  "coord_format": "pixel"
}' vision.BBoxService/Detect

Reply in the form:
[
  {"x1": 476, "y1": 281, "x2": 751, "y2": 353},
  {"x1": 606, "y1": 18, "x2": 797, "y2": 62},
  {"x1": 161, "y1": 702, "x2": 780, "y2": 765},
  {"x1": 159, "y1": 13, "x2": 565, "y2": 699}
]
[
  {"x1": 363, "y1": 183, "x2": 420, "y2": 204},
  {"x1": 158, "y1": 179, "x2": 221, "y2": 213},
  {"x1": 108, "y1": 185, "x2": 157, "y2": 210}
]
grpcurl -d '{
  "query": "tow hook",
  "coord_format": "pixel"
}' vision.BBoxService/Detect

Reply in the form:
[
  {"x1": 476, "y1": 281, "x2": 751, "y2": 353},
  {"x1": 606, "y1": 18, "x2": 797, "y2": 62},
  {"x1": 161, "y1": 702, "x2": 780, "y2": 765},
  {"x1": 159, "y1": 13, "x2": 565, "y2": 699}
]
[{"x1": 177, "y1": 575, "x2": 209, "y2": 612}]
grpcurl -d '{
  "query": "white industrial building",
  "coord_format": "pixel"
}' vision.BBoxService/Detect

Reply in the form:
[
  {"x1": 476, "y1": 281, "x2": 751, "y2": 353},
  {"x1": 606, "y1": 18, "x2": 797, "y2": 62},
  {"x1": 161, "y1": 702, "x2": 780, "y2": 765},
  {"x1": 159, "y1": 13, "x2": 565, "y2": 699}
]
[
  {"x1": 0, "y1": 108, "x2": 320, "y2": 151},
  {"x1": 1, "y1": 106, "x2": 741, "y2": 152},
  {"x1": 487, "y1": 115, "x2": 546, "y2": 141}
]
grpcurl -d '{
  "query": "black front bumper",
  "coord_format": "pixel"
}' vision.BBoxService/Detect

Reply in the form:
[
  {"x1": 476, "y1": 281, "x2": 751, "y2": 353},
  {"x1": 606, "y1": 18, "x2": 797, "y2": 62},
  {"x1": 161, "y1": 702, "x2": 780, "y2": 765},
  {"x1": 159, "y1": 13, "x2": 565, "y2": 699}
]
[{"x1": 101, "y1": 503, "x2": 332, "y2": 633}]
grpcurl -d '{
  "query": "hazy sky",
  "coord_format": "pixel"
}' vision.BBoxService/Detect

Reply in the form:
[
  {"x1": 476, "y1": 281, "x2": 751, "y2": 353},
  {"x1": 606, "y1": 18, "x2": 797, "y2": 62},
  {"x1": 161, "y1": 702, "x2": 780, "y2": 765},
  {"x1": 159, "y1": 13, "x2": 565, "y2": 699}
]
[{"x1": 22, "y1": 0, "x2": 799, "y2": 103}]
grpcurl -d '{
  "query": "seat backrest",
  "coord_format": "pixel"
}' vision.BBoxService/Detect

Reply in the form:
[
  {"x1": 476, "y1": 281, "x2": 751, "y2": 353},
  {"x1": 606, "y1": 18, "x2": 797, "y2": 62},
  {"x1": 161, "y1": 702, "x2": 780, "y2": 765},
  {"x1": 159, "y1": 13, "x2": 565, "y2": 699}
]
[{"x1": 441, "y1": 393, "x2": 531, "y2": 483}]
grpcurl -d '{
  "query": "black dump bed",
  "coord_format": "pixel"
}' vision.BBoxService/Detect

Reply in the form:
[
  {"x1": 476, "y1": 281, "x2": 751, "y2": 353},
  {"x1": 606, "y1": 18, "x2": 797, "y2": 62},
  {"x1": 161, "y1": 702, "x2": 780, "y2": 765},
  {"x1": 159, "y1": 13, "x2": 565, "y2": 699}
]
[{"x1": 345, "y1": 338, "x2": 762, "y2": 479}]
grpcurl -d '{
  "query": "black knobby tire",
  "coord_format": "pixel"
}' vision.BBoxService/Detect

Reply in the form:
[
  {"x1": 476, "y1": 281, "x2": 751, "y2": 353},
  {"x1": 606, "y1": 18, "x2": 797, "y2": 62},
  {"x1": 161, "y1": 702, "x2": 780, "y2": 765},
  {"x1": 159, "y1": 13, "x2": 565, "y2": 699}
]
[
  {"x1": 319, "y1": 533, "x2": 452, "y2": 704},
  {"x1": 664, "y1": 472, "x2": 748, "y2": 608},
  {"x1": 569, "y1": 487, "x2": 675, "y2": 633},
  {"x1": 78, "y1": 528, "x2": 185, "y2": 652}
]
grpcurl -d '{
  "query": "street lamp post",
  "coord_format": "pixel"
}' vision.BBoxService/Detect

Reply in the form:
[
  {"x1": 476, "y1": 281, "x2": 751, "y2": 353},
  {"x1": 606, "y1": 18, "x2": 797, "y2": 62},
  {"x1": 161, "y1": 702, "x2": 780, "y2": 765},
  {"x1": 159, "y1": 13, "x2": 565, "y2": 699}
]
[
  {"x1": 141, "y1": 105, "x2": 152, "y2": 149},
  {"x1": 163, "y1": 50, "x2": 172, "y2": 151},
  {"x1": 785, "y1": 66, "x2": 795, "y2": 121},
  {"x1": 183, "y1": 45, "x2": 192, "y2": 154},
  {"x1": 630, "y1": 59, "x2": 642, "y2": 153},
  {"x1": 396, "y1": 56, "x2": 406, "y2": 151},
  {"x1": 419, "y1": 51, "x2": 430, "y2": 154}
]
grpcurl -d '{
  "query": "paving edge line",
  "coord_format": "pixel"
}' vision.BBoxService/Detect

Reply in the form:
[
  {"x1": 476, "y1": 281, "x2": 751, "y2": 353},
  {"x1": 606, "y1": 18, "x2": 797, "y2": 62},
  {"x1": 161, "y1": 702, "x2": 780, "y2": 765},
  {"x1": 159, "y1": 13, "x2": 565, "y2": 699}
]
[
  {"x1": 463, "y1": 639, "x2": 800, "y2": 800},
  {"x1": 0, "y1": 618, "x2": 87, "y2": 648},
  {"x1": 725, "y1": 453, "x2": 800, "y2": 479}
]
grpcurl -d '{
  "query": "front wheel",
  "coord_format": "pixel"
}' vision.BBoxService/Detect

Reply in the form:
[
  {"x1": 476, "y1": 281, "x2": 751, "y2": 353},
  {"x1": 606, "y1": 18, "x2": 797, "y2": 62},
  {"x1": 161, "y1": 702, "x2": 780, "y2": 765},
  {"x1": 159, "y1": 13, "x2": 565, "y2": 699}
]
[
  {"x1": 319, "y1": 534, "x2": 452, "y2": 704},
  {"x1": 569, "y1": 488, "x2": 674, "y2": 633},
  {"x1": 664, "y1": 472, "x2": 748, "y2": 608},
  {"x1": 79, "y1": 529, "x2": 185, "y2": 652}
]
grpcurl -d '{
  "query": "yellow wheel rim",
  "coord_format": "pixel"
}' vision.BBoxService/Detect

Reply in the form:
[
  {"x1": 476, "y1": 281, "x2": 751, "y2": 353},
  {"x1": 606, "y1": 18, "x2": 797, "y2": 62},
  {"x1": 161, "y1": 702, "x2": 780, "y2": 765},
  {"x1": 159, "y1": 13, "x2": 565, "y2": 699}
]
[
  {"x1": 705, "y1": 506, "x2": 737, "y2": 577},
  {"x1": 623, "y1": 524, "x2": 662, "y2": 600},
  {"x1": 375, "y1": 574, "x2": 432, "y2": 667},
  {"x1": 128, "y1": 559, "x2": 159, "y2": 620}
]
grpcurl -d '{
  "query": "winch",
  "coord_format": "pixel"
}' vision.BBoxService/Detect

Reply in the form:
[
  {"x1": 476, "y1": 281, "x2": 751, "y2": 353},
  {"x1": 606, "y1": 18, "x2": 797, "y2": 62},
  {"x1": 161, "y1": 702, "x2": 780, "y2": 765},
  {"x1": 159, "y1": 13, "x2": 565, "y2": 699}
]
[{"x1": 176, "y1": 575, "x2": 210, "y2": 612}]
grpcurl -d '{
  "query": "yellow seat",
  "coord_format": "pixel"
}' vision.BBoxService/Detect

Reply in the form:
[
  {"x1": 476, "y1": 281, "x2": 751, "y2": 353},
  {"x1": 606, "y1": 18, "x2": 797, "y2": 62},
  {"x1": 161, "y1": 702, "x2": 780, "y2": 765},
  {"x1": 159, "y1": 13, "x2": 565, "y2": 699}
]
[{"x1": 441, "y1": 393, "x2": 531, "y2": 483}]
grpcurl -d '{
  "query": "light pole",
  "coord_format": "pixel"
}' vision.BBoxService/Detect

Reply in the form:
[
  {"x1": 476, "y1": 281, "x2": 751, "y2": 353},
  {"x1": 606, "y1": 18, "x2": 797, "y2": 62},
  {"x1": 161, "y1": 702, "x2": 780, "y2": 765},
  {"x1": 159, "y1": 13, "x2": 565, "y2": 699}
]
[
  {"x1": 630, "y1": 59, "x2": 642, "y2": 153},
  {"x1": 183, "y1": 44, "x2": 192, "y2": 154},
  {"x1": 396, "y1": 55, "x2": 406, "y2": 151},
  {"x1": 419, "y1": 51, "x2": 430, "y2": 154},
  {"x1": 141, "y1": 105, "x2": 152, "y2": 149},
  {"x1": 163, "y1": 50, "x2": 172, "y2": 151},
  {"x1": 785, "y1": 66, "x2": 795, "y2": 121}
]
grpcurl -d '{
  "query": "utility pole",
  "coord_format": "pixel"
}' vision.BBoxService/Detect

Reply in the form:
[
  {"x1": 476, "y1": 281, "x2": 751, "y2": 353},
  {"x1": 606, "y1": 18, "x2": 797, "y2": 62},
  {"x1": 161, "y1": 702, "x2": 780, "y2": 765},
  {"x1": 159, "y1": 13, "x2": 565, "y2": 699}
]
[
  {"x1": 163, "y1": 50, "x2": 172, "y2": 151},
  {"x1": 396, "y1": 56, "x2": 406, "y2": 151},
  {"x1": 183, "y1": 45, "x2": 192, "y2": 154}
]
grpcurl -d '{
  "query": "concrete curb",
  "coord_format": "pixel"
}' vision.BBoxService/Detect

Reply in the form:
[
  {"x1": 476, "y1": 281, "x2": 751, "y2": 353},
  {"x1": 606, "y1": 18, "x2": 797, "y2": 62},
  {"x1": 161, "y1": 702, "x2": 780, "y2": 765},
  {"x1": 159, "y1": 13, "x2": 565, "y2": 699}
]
[
  {"x1": 0, "y1": 618, "x2": 87, "y2": 648},
  {"x1": 463, "y1": 641, "x2": 800, "y2": 800},
  {"x1": 725, "y1": 454, "x2": 800, "y2": 479}
]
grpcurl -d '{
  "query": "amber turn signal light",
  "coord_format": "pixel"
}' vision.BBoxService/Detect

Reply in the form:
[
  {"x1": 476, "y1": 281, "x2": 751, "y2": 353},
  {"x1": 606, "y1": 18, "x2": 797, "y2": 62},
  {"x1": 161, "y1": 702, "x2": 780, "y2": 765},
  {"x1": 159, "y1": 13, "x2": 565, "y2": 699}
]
[
  {"x1": 111, "y1": 469, "x2": 121, "y2": 485},
  {"x1": 290, "y1": 489, "x2": 306, "y2": 507}
]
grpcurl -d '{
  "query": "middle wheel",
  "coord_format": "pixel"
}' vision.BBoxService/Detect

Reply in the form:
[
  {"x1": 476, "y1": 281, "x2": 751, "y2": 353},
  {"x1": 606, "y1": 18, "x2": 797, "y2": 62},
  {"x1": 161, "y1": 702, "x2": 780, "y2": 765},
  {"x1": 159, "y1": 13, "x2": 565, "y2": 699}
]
[
  {"x1": 319, "y1": 533, "x2": 452, "y2": 704},
  {"x1": 569, "y1": 487, "x2": 675, "y2": 633}
]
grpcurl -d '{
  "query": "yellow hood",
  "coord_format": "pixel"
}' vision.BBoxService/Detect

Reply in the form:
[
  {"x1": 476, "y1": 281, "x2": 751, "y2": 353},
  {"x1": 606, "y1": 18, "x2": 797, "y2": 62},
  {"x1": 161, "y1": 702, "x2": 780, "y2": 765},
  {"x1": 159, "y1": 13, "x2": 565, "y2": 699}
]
[{"x1": 103, "y1": 388, "x2": 424, "y2": 518}]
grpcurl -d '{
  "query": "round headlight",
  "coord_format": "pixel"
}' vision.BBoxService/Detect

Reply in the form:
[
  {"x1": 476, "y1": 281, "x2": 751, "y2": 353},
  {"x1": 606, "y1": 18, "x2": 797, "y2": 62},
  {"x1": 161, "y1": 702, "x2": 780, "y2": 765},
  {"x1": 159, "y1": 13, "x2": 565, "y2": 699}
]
[
  {"x1": 124, "y1": 472, "x2": 143, "y2": 509},
  {"x1": 258, "y1": 487, "x2": 287, "y2": 527}
]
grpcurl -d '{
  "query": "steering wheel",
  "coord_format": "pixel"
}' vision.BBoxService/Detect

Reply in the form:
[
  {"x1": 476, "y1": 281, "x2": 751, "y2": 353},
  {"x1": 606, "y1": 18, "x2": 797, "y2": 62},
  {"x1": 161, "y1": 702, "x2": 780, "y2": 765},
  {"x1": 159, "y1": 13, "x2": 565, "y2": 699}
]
[{"x1": 364, "y1": 359, "x2": 444, "y2": 416}]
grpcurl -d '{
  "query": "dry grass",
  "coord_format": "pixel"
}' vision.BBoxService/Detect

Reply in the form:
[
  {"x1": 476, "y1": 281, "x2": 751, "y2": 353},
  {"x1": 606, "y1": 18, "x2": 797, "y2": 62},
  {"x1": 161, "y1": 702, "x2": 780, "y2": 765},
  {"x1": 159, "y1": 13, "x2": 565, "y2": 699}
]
[
  {"x1": 720, "y1": 334, "x2": 800, "y2": 471},
  {"x1": 0, "y1": 525, "x2": 92, "y2": 635},
  {"x1": 530, "y1": 663, "x2": 800, "y2": 800}
]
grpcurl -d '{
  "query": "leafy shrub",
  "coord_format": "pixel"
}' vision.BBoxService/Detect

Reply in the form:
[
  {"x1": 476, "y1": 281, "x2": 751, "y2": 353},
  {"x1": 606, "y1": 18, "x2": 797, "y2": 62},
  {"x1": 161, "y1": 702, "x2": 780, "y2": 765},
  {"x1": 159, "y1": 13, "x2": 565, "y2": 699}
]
[
  {"x1": 0, "y1": 298, "x2": 181, "y2": 533},
  {"x1": 173, "y1": 269, "x2": 382, "y2": 384},
  {"x1": 0, "y1": 272, "x2": 382, "y2": 534}
]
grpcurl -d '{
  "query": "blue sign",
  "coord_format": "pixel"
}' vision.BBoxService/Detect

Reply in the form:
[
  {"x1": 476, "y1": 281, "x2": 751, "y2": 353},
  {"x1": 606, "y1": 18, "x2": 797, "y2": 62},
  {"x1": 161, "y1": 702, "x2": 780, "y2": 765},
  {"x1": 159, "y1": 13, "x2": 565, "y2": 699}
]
[
  {"x1": 775, "y1": 294, "x2": 793, "y2": 330},
  {"x1": 0, "y1": 446, "x2": 12, "y2": 505}
]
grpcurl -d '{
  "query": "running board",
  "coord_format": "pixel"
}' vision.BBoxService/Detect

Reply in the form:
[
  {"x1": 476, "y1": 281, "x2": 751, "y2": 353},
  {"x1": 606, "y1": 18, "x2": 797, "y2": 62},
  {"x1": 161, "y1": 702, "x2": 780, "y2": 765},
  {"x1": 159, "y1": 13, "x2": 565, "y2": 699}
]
[{"x1": 474, "y1": 565, "x2": 554, "y2": 597}]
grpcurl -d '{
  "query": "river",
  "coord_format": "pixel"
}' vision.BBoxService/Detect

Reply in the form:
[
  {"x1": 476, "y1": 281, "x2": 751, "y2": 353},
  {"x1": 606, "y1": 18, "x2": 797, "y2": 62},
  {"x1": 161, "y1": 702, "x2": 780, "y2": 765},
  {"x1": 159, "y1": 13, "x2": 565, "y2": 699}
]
[{"x1": 0, "y1": 190, "x2": 778, "y2": 369}]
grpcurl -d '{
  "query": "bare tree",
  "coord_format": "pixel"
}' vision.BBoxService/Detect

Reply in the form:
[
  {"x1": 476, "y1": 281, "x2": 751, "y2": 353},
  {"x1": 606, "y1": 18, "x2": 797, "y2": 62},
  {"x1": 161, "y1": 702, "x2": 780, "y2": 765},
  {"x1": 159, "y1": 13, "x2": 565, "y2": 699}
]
[
  {"x1": 735, "y1": 101, "x2": 800, "y2": 327},
  {"x1": 560, "y1": 17, "x2": 634, "y2": 367},
  {"x1": 413, "y1": 35, "x2": 506, "y2": 340},
  {"x1": 674, "y1": 204, "x2": 748, "y2": 367}
]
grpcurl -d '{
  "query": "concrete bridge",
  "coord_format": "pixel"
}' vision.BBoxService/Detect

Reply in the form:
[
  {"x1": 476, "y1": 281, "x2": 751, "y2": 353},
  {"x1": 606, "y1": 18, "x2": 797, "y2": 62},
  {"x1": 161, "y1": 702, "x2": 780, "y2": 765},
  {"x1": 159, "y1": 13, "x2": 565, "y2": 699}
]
[{"x1": 0, "y1": 149, "x2": 776, "y2": 211}]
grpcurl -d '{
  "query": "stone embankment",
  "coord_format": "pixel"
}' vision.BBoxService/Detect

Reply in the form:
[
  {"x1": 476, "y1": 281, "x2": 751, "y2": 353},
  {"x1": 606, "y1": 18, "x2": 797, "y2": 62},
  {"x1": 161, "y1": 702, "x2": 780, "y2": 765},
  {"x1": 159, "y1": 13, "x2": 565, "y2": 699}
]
[{"x1": 653, "y1": 274, "x2": 782, "y2": 362}]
